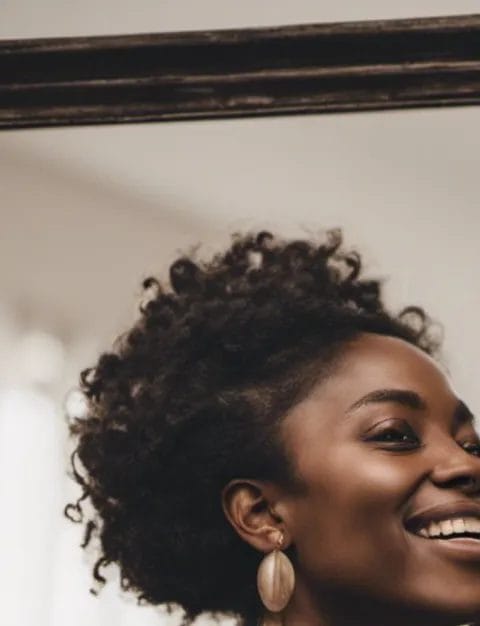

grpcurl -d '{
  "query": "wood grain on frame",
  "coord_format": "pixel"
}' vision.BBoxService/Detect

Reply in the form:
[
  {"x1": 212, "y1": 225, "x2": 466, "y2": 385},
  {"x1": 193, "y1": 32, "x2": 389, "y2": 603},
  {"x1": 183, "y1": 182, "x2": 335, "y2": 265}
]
[{"x1": 1, "y1": 13, "x2": 480, "y2": 129}]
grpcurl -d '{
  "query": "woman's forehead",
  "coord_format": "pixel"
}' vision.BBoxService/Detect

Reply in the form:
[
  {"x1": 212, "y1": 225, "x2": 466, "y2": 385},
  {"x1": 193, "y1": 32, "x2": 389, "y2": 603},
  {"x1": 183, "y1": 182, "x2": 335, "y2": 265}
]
[
  {"x1": 324, "y1": 333, "x2": 449, "y2": 393},
  {"x1": 285, "y1": 333, "x2": 455, "y2": 426}
]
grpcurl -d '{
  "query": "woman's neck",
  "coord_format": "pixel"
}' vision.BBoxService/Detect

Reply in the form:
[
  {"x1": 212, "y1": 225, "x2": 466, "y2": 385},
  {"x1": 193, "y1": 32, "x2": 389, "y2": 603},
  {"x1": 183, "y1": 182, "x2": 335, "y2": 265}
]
[{"x1": 256, "y1": 581, "x2": 467, "y2": 626}]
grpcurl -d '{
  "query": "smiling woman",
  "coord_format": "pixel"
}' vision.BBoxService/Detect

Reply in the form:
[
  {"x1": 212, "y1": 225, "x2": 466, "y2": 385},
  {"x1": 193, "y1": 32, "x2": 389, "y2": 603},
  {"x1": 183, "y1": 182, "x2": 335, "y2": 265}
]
[{"x1": 64, "y1": 228, "x2": 480, "y2": 626}]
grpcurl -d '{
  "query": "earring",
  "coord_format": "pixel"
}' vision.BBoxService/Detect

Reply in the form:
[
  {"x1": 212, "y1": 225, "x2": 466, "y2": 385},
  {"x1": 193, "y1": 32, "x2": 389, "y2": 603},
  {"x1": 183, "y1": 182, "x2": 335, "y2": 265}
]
[{"x1": 256, "y1": 531, "x2": 295, "y2": 615}]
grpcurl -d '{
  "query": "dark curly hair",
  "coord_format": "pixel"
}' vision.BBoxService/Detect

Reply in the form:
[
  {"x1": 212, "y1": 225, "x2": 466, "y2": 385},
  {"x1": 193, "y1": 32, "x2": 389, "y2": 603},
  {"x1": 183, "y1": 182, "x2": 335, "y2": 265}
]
[{"x1": 64, "y1": 228, "x2": 441, "y2": 626}]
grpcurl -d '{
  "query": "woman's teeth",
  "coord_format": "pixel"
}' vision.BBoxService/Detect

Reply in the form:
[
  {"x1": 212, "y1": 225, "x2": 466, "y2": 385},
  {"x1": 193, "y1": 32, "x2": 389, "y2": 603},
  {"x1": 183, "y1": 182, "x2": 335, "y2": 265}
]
[{"x1": 416, "y1": 517, "x2": 480, "y2": 539}]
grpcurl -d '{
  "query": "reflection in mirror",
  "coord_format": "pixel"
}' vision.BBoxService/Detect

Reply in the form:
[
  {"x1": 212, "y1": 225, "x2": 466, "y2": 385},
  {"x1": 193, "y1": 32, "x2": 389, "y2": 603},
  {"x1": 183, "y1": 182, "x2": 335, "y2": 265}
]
[{"x1": 1, "y1": 107, "x2": 479, "y2": 626}]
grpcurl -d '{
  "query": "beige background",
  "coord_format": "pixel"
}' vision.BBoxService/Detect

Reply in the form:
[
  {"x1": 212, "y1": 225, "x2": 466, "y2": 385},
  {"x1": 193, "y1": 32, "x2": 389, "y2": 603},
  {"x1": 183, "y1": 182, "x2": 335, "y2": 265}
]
[{"x1": 1, "y1": 2, "x2": 479, "y2": 626}]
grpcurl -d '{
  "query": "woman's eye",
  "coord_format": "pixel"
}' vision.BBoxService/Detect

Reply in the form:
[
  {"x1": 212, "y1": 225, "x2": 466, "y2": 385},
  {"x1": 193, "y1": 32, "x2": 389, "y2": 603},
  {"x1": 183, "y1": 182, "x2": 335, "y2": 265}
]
[
  {"x1": 461, "y1": 441, "x2": 480, "y2": 457},
  {"x1": 365, "y1": 424, "x2": 420, "y2": 448}
]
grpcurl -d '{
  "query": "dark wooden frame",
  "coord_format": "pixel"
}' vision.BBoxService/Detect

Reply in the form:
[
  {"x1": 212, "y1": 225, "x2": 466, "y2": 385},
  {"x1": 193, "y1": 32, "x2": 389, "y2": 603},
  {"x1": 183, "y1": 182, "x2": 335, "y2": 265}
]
[{"x1": 2, "y1": 13, "x2": 480, "y2": 129}]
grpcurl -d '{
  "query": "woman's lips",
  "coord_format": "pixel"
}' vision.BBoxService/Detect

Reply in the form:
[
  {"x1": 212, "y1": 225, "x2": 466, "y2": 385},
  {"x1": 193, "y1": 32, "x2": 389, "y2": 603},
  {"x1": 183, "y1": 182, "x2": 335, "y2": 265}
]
[
  {"x1": 403, "y1": 499, "x2": 480, "y2": 561},
  {"x1": 410, "y1": 533, "x2": 480, "y2": 561},
  {"x1": 404, "y1": 499, "x2": 480, "y2": 535}
]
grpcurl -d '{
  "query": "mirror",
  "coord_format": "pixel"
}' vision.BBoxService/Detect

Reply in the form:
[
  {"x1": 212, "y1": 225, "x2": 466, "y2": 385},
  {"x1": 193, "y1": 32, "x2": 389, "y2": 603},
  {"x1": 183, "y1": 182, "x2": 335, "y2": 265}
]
[
  {"x1": 1, "y1": 4, "x2": 480, "y2": 626},
  {"x1": 3, "y1": 105, "x2": 479, "y2": 626}
]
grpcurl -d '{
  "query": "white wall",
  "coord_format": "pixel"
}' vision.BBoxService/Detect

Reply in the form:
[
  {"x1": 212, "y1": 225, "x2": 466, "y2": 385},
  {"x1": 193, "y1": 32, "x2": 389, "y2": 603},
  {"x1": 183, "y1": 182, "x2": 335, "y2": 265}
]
[{"x1": 3, "y1": 0, "x2": 480, "y2": 37}]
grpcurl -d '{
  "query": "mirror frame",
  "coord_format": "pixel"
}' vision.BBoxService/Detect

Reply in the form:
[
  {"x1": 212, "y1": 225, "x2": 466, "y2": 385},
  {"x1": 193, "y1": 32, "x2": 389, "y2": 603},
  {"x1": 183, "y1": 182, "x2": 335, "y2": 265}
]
[{"x1": 2, "y1": 12, "x2": 480, "y2": 129}]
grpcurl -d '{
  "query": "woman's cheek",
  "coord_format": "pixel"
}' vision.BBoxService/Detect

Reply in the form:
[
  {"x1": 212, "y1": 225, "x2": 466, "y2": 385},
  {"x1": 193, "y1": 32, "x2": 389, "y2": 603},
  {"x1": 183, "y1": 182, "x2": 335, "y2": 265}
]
[{"x1": 350, "y1": 453, "x2": 417, "y2": 500}]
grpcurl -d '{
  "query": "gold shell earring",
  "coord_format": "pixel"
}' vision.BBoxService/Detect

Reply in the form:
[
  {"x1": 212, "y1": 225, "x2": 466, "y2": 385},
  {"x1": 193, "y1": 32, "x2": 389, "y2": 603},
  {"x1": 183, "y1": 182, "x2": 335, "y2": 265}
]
[{"x1": 256, "y1": 531, "x2": 295, "y2": 625}]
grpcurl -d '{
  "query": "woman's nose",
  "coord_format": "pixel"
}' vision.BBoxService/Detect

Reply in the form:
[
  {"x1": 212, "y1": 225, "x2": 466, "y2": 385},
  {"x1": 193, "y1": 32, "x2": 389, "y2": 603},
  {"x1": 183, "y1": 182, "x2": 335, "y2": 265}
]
[{"x1": 429, "y1": 441, "x2": 480, "y2": 495}]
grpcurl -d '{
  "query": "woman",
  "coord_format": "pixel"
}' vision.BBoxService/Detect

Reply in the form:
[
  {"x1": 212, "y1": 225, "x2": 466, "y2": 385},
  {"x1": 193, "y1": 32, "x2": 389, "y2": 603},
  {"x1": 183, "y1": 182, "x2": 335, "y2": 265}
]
[{"x1": 65, "y1": 229, "x2": 480, "y2": 626}]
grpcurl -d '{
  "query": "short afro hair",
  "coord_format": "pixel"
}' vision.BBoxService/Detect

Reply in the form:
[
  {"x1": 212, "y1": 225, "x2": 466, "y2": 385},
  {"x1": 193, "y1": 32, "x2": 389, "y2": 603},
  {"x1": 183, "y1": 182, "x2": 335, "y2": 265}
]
[{"x1": 65, "y1": 229, "x2": 440, "y2": 626}]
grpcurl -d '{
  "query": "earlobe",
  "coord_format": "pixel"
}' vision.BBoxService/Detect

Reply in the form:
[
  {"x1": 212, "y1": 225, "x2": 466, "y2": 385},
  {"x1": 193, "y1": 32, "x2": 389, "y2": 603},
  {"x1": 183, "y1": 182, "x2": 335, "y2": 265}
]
[
  {"x1": 222, "y1": 482, "x2": 296, "y2": 624},
  {"x1": 221, "y1": 479, "x2": 288, "y2": 552}
]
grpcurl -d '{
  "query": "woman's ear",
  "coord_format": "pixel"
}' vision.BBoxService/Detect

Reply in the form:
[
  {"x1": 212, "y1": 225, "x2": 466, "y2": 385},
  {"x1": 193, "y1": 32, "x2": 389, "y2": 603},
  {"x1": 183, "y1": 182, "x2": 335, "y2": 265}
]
[{"x1": 221, "y1": 479, "x2": 290, "y2": 552}]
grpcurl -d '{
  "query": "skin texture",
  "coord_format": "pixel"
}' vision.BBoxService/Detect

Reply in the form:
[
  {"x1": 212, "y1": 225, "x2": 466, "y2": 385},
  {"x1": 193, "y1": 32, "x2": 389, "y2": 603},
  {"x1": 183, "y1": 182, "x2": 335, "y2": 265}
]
[{"x1": 223, "y1": 333, "x2": 480, "y2": 626}]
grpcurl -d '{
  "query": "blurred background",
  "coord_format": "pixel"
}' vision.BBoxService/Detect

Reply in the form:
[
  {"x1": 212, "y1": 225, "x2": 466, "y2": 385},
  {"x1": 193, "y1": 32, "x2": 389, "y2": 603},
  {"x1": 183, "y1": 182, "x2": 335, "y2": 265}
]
[{"x1": 1, "y1": 1, "x2": 480, "y2": 625}]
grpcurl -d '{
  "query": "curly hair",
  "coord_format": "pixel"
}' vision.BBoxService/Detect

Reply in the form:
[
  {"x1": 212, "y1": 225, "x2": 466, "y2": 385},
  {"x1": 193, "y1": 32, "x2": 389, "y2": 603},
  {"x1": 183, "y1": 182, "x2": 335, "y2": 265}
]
[{"x1": 64, "y1": 228, "x2": 440, "y2": 626}]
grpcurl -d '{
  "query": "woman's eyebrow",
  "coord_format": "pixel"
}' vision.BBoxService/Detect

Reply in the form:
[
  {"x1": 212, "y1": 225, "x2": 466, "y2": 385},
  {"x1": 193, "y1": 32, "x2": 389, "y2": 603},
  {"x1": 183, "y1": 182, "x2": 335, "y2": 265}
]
[
  {"x1": 347, "y1": 388, "x2": 427, "y2": 413},
  {"x1": 346, "y1": 389, "x2": 475, "y2": 424}
]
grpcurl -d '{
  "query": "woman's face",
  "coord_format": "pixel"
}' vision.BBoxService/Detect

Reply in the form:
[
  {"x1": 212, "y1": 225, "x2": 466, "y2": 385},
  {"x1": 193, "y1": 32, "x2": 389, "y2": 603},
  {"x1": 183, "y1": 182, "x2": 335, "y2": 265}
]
[{"x1": 279, "y1": 333, "x2": 480, "y2": 626}]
